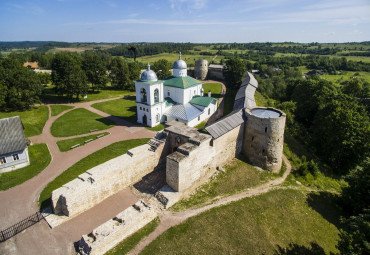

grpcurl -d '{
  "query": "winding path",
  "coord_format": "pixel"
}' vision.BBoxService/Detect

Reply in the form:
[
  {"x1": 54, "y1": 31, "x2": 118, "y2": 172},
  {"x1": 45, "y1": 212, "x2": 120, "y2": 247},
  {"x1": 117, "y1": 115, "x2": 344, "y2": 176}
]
[
  {"x1": 128, "y1": 155, "x2": 292, "y2": 255},
  {"x1": 0, "y1": 96, "x2": 155, "y2": 255}
]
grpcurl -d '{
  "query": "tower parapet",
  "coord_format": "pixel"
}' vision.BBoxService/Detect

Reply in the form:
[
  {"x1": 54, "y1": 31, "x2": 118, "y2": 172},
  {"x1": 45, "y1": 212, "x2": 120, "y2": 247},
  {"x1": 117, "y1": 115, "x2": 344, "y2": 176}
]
[{"x1": 243, "y1": 107, "x2": 286, "y2": 172}]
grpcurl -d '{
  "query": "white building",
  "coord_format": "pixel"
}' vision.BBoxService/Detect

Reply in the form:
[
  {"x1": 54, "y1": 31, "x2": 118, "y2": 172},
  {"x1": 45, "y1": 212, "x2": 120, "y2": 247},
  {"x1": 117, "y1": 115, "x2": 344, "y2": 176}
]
[
  {"x1": 135, "y1": 53, "x2": 218, "y2": 127},
  {"x1": 0, "y1": 116, "x2": 30, "y2": 173}
]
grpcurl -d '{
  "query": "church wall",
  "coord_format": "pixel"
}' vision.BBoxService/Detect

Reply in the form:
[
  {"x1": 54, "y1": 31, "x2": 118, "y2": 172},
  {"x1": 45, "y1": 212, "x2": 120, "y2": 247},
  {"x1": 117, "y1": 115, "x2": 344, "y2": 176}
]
[{"x1": 51, "y1": 143, "x2": 166, "y2": 218}]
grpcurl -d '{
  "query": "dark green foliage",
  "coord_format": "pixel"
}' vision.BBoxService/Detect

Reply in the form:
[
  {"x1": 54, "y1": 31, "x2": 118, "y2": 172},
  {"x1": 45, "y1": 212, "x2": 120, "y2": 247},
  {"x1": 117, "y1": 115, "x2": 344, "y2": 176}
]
[
  {"x1": 82, "y1": 52, "x2": 109, "y2": 92},
  {"x1": 152, "y1": 59, "x2": 171, "y2": 79},
  {"x1": 312, "y1": 95, "x2": 369, "y2": 173},
  {"x1": 128, "y1": 61, "x2": 141, "y2": 82},
  {"x1": 291, "y1": 76, "x2": 337, "y2": 126},
  {"x1": 37, "y1": 72, "x2": 51, "y2": 85},
  {"x1": 337, "y1": 210, "x2": 370, "y2": 255},
  {"x1": 109, "y1": 57, "x2": 131, "y2": 90},
  {"x1": 341, "y1": 159, "x2": 370, "y2": 216},
  {"x1": 51, "y1": 52, "x2": 88, "y2": 100},
  {"x1": 0, "y1": 57, "x2": 43, "y2": 110},
  {"x1": 224, "y1": 58, "x2": 247, "y2": 90},
  {"x1": 297, "y1": 157, "x2": 319, "y2": 177}
]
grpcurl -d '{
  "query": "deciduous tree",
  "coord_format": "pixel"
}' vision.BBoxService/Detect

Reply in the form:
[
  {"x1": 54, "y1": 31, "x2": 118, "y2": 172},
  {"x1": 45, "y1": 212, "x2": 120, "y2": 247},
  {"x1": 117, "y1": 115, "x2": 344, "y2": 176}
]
[{"x1": 152, "y1": 59, "x2": 171, "y2": 80}]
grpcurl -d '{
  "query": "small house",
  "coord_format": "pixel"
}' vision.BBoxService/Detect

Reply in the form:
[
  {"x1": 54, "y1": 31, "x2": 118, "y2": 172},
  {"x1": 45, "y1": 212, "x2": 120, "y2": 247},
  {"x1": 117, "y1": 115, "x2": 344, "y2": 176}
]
[{"x1": 0, "y1": 116, "x2": 30, "y2": 173}]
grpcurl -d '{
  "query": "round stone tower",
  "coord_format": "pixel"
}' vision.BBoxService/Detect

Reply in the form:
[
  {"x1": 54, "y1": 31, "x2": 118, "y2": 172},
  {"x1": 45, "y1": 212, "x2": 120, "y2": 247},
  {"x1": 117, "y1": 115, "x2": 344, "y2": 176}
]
[
  {"x1": 243, "y1": 107, "x2": 286, "y2": 172},
  {"x1": 194, "y1": 59, "x2": 208, "y2": 80}
]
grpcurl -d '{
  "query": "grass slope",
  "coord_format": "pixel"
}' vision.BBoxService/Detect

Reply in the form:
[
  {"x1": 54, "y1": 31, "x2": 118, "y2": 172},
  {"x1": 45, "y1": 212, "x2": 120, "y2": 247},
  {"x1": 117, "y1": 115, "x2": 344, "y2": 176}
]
[
  {"x1": 56, "y1": 132, "x2": 109, "y2": 152},
  {"x1": 0, "y1": 144, "x2": 51, "y2": 190},
  {"x1": 39, "y1": 138, "x2": 150, "y2": 209},
  {"x1": 106, "y1": 218, "x2": 159, "y2": 255},
  {"x1": 92, "y1": 97, "x2": 164, "y2": 131},
  {"x1": 202, "y1": 83, "x2": 222, "y2": 99},
  {"x1": 171, "y1": 156, "x2": 275, "y2": 211},
  {"x1": 0, "y1": 106, "x2": 49, "y2": 137},
  {"x1": 141, "y1": 189, "x2": 342, "y2": 255},
  {"x1": 50, "y1": 105, "x2": 74, "y2": 116},
  {"x1": 51, "y1": 108, "x2": 114, "y2": 137}
]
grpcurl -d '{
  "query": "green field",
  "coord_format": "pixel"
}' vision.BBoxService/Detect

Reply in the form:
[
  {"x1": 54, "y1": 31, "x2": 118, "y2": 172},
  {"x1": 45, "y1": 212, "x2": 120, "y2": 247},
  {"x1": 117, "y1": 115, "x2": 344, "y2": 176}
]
[
  {"x1": 92, "y1": 97, "x2": 137, "y2": 123},
  {"x1": 0, "y1": 144, "x2": 51, "y2": 190},
  {"x1": 50, "y1": 105, "x2": 74, "y2": 116},
  {"x1": 50, "y1": 108, "x2": 115, "y2": 137},
  {"x1": 202, "y1": 83, "x2": 223, "y2": 99},
  {"x1": 141, "y1": 189, "x2": 342, "y2": 255},
  {"x1": 321, "y1": 71, "x2": 370, "y2": 84},
  {"x1": 39, "y1": 138, "x2": 150, "y2": 208},
  {"x1": 56, "y1": 132, "x2": 109, "y2": 152},
  {"x1": 136, "y1": 52, "x2": 224, "y2": 66},
  {"x1": 171, "y1": 156, "x2": 276, "y2": 211},
  {"x1": 0, "y1": 106, "x2": 49, "y2": 137}
]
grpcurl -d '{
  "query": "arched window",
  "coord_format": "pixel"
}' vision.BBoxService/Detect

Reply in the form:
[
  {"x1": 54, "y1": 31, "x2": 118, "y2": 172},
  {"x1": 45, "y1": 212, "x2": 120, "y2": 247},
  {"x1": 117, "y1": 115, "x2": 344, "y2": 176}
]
[
  {"x1": 154, "y1": 89, "x2": 159, "y2": 103},
  {"x1": 140, "y1": 88, "x2": 147, "y2": 103}
]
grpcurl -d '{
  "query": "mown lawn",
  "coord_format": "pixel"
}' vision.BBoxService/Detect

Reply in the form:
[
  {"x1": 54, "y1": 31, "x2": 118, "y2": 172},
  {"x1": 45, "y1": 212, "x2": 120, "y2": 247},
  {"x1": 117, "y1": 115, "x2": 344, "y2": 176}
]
[
  {"x1": 171, "y1": 156, "x2": 275, "y2": 211},
  {"x1": 39, "y1": 138, "x2": 150, "y2": 209},
  {"x1": 0, "y1": 144, "x2": 51, "y2": 190},
  {"x1": 202, "y1": 83, "x2": 223, "y2": 99},
  {"x1": 50, "y1": 105, "x2": 74, "y2": 116},
  {"x1": 56, "y1": 132, "x2": 109, "y2": 152},
  {"x1": 106, "y1": 218, "x2": 159, "y2": 255},
  {"x1": 50, "y1": 108, "x2": 115, "y2": 137},
  {"x1": 92, "y1": 97, "x2": 164, "y2": 131},
  {"x1": 141, "y1": 189, "x2": 342, "y2": 255},
  {"x1": 0, "y1": 106, "x2": 49, "y2": 137}
]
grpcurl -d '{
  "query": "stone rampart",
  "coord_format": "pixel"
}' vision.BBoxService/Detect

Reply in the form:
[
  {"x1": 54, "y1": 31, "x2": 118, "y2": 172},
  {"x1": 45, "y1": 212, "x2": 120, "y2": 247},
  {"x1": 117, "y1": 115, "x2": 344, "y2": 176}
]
[
  {"x1": 78, "y1": 200, "x2": 157, "y2": 255},
  {"x1": 51, "y1": 143, "x2": 166, "y2": 218}
]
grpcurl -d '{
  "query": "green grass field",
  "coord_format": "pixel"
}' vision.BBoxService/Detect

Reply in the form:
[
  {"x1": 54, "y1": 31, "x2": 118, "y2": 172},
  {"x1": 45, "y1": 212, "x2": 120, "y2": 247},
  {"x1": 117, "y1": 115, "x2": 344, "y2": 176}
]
[
  {"x1": 56, "y1": 132, "x2": 109, "y2": 152},
  {"x1": 0, "y1": 106, "x2": 49, "y2": 137},
  {"x1": 50, "y1": 108, "x2": 115, "y2": 137},
  {"x1": 106, "y1": 218, "x2": 159, "y2": 255},
  {"x1": 50, "y1": 105, "x2": 74, "y2": 116},
  {"x1": 92, "y1": 97, "x2": 137, "y2": 123},
  {"x1": 141, "y1": 189, "x2": 342, "y2": 255},
  {"x1": 136, "y1": 52, "x2": 224, "y2": 66},
  {"x1": 91, "y1": 97, "x2": 164, "y2": 131},
  {"x1": 202, "y1": 83, "x2": 222, "y2": 99},
  {"x1": 321, "y1": 71, "x2": 370, "y2": 84},
  {"x1": 39, "y1": 138, "x2": 150, "y2": 209},
  {"x1": 42, "y1": 85, "x2": 133, "y2": 104},
  {"x1": 0, "y1": 144, "x2": 51, "y2": 190},
  {"x1": 171, "y1": 156, "x2": 275, "y2": 211}
]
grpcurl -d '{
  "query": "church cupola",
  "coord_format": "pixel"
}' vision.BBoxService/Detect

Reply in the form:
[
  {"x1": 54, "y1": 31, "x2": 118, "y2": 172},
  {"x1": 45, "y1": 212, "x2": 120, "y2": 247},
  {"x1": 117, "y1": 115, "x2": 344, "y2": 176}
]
[
  {"x1": 173, "y1": 52, "x2": 187, "y2": 77},
  {"x1": 141, "y1": 64, "x2": 158, "y2": 82}
]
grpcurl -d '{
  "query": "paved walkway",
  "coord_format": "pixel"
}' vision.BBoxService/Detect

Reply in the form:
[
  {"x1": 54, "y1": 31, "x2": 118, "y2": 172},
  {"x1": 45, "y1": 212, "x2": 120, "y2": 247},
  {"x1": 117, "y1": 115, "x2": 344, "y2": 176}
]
[
  {"x1": 0, "y1": 96, "x2": 156, "y2": 254},
  {"x1": 128, "y1": 155, "x2": 292, "y2": 255}
]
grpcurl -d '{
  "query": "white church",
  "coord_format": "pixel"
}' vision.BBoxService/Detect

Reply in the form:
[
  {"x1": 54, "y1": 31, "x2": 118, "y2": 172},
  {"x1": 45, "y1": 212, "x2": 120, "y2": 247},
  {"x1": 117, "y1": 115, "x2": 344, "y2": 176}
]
[{"x1": 135, "y1": 53, "x2": 218, "y2": 127}]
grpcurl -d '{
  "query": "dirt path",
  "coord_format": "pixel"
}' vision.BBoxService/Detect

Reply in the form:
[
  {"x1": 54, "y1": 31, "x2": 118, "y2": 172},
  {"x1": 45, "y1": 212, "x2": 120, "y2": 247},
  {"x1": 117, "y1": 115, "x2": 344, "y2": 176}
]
[
  {"x1": 128, "y1": 155, "x2": 291, "y2": 255},
  {"x1": 0, "y1": 96, "x2": 156, "y2": 254}
]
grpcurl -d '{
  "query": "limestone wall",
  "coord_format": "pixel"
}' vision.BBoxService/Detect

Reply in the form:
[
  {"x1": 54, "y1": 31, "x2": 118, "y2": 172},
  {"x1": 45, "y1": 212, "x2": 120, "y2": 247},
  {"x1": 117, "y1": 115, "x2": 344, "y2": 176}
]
[
  {"x1": 243, "y1": 107, "x2": 286, "y2": 172},
  {"x1": 52, "y1": 143, "x2": 166, "y2": 218},
  {"x1": 166, "y1": 124, "x2": 244, "y2": 192},
  {"x1": 194, "y1": 59, "x2": 208, "y2": 80},
  {"x1": 78, "y1": 200, "x2": 157, "y2": 255}
]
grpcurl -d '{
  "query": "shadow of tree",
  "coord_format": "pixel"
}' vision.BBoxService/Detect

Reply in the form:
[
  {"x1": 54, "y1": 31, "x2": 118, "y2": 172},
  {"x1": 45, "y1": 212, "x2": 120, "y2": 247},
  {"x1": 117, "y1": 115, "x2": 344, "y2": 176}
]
[
  {"x1": 274, "y1": 242, "x2": 327, "y2": 255},
  {"x1": 306, "y1": 191, "x2": 343, "y2": 228}
]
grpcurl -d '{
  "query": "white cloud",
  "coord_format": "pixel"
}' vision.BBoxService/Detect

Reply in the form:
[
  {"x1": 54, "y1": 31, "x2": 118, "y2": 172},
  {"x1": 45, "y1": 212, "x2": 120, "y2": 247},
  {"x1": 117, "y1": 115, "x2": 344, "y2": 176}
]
[{"x1": 169, "y1": 0, "x2": 207, "y2": 10}]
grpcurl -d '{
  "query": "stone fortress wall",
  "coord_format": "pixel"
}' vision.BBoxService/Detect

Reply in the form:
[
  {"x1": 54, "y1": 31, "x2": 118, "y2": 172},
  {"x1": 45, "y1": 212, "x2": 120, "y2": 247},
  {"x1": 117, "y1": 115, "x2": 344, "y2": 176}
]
[
  {"x1": 194, "y1": 59, "x2": 209, "y2": 80},
  {"x1": 51, "y1": 71, "x2": 285, "y2": 225}
]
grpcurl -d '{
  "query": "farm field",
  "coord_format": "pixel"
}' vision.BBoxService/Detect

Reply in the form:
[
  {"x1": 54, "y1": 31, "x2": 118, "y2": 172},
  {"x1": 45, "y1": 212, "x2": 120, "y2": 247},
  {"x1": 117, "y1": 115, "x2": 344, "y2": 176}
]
[
  {"x1": 136, "y1": 52, "x2": 224, "y2": 65},
  {"x1": 0, "y1": 106, "x2": 49, "y2": 137},
  {"x1": 50, "y1": 108, "x2": 115, "y2": 137},
  {"x1": 321, "y1": 71, "x2": 370, "y2": 84}
]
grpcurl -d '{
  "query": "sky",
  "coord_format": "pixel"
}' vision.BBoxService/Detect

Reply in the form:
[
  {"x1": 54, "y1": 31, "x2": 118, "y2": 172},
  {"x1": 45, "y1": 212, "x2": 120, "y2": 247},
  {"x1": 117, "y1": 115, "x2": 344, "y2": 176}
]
[{"x1": 0, "y1": 0, "x2": 369, "y2": 43}]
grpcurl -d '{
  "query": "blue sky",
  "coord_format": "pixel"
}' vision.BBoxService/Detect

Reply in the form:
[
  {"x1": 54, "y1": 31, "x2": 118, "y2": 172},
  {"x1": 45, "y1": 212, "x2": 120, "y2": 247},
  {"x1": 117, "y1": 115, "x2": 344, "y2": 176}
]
[{"x1": 1, "y1": 0, "x2": 369, "y2": 43}]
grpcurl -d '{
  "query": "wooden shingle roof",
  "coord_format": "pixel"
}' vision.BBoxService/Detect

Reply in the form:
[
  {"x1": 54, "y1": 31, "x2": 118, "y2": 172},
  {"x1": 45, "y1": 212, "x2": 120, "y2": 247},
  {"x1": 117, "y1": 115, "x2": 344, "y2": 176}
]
[
  {"x1": 0, "y1": 116, "x2": 27, "y2": 155},
  {"x1": 205, "y1": 109, "x2": 246, "y2": 139}
]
